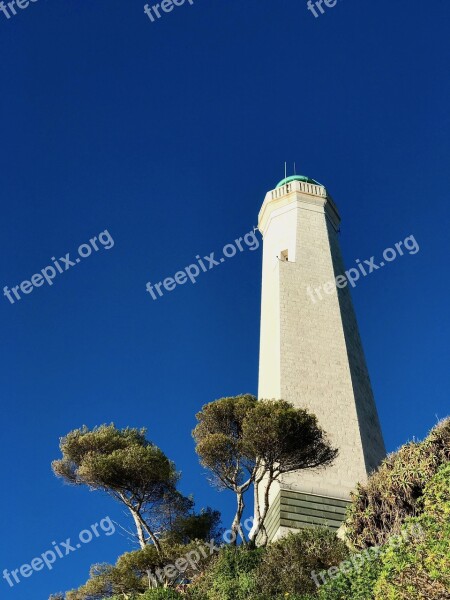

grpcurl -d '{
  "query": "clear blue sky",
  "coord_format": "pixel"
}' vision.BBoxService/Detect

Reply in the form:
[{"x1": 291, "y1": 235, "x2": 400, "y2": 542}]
[{"x1": 0, "y1": 1, "x2": 449, "y2": 598}]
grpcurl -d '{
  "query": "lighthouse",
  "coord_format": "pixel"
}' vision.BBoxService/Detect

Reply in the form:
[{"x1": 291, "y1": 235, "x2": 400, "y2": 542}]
[{"x1": 257, "y1": 174, "x2": 386, "y2": 541}]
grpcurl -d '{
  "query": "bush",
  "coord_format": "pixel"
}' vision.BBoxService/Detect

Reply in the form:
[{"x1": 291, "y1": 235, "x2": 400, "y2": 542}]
[
  {"x1": 346, "y1": 417, "x2": 450, "y2": 549},
  {"x1": 107, "y1": 592, "x2": 183, "y2": 600},
  {"x1": 107, "y1": 594, "x2": 182, "y2": 600},
  {"x1": 186, "y1": 546, "x2": 263, "y2": 600},
  {"x1": 186, "y1": 529, "x2": 347, "y2": 600},
  {"x1": 320, "y1": 464, "x2": 450, "y2": 600},
  {"x1": 317, "y1": 546, "x2": 385, "y2": 600},
  {"x1": 139, "y1": 591, "x2": 184, "y2": 599},
  {"x1": 374, "y1": 463, "x2": 450, "y2": 600},
  {"x1": 251, "y1": 528, "x2": 348, "y2": 599}
]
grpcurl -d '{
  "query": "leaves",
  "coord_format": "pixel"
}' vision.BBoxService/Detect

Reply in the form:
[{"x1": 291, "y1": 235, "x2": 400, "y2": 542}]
[
  {"x1": 346, "y1": 417, "x2": 450, "y2": 550},
  {"x1": 242, "y1": 400, "x2": 338, "y2": 475},
  {"x1": 193, "y1": 395, "x2": 338, "y2": 542},
  {"x1": 52, "y1": 424, "x2": 196, "y2": 556},
  {"x1": 193, "y1": 395, "x2": 258, "y2": 490},
  {"x1": 52, "y1": 424, "x2": 179, "y2": 504}
]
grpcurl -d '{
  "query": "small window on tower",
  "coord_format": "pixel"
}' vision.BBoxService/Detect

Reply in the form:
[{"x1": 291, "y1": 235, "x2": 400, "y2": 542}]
[{"x1": 281, "y1": 249, "x2": 289, "y2": 262}]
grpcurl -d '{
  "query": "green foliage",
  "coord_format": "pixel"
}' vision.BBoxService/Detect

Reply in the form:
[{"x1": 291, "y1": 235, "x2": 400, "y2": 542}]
[
  {"x1": 193, "y1": 394, "x2": 258, "y2": 489},
  {"x1": 64, "y1": 558, "x2": 146, "y2": 599},
  {"x1": 374, "y1": 463, "x2": 450, "y2": 600},
  {"x1": 52, "y1": 424, "x2": 220, "y2": 553},
  {"x1": 186, "y1": 530, "x2": 346, "y2": 600},
  {"x1": 164, "y1": 506, "x2": 223, "y2": 545},
  {"x1": 346, "y1": 417, "x2": 450, "y2": 549},
  {"x1": 320, "y1": 463, "x2": 450, "y2": 600},
  {"x1": 108, "y1": 593, "x2": 183, "y2": 600},
  {"x1": 53, "y1": 416, "x2": 450, "y2": 600},
  {"x1": 139, "y1": 590, "x2": 184, "y2": 599},
  {"x1": 193, "y1": 394, "x2": 258, "y2": 543},
  {"x1": 317, "y1": 546, "x2": 385, "y2": 600},
  {"x1": 193, "y1": 396, "x2": 337, "y2": 542},
  {"x1": 252, "y1": 528, "x2": 348, "y2": 599},
  {"x1": 186, "y1": 545, "x2": 263, "y2": 600},
  {"x1": 52, "y1": 423, "x2": 180, "y2": 551},
  {"x1": 63, "y1": 538, "x2": 218, "y2": 600},
  {"x1": 52, "y1": 424, "x2": 178, "y2": 501},
  {"x1": 194, "y1": 396, "x2": 337, "y2": 485},
  {"x1": 243, "y1": 401, "x2": 338, "y2": 476}
]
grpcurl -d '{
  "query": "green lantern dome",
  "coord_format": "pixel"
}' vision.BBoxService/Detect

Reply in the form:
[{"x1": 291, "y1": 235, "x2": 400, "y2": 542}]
[{"x1": 275, "y1": 174, "x2": 323, "y2": 188}]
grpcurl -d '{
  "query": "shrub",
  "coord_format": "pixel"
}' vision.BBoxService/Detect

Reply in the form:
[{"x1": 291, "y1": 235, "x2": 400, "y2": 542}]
[
  {"x1": 374, "y1": 463, "x2": 450, "y2": 600},
  {"x1": 186, "y1": 529, "x2": 347, "y2": 600},
  {"x1": 317, "y1": 546, "x2": 385, "y2": 600},
  {"x1": 107, "y1": 594, "x2": 183, "y2": 600},
  {"x1": 251, "y1": 528, "x2": 348, "y2": 599},
  {"x1": 186, "y1": 546, "x2": 263, "y2": 600},
  {"x1": 320, "y1": 464, "x2": 450, "y2": 600},
  {"x1": 139, "y1": 590, "x2": 184, "y2": 599},
  {"x1": 346, "y1": 417, "x2": 450, "y2": 549},
  {"x1": 107, "y1": 592, "x2": 183, "y2": 600}
]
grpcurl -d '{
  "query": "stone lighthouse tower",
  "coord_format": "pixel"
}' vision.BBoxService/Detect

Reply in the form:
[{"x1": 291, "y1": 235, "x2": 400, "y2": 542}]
[{"x1": 257, "y1": 174, "x2": 386, "y2": 542}]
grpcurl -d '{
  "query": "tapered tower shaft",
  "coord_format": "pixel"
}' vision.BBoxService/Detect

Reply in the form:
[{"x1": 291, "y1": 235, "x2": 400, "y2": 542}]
[{"x1": 257, "y1": 175, "x2": 385, "y2": 541}]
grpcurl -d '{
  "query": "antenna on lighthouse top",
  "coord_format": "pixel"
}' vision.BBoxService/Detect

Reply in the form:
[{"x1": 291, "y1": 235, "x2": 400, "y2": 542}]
[
  {"x1": 284, "y1": 161, "x2": 287, "y2": 181},
  {"x1": 294, "y1": 162, "x2": 296, "y2": 175}
]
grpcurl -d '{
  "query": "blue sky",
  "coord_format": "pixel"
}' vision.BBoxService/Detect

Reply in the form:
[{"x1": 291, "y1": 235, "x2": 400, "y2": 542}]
[{"x1": 0, "y1": 0, "x2": 449, "y2": 598}]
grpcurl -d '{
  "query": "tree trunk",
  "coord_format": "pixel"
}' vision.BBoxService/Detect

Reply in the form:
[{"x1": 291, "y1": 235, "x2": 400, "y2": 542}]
[
  {"x1": 130, "y1": 509, "x2": 147, "y2": 549},
  {"x1": 230, "y1": 490, "x2": 245, "y2": 545},
  {"x1": 128, "y1": 507, "x2": 162, "y2": 553},
  {"x1": 249, "y1": 470, "x2": 274, "y2": 545},
  {"x1": 140, "y1": 515, "x2": 162, "y2": 553},
  {"x1": 252, "y1": 479, "x2": 261, "y2": 538}
]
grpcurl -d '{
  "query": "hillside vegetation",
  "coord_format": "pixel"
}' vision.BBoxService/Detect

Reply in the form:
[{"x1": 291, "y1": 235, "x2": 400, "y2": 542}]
[{"x1": 50, "y1": 416, "x2": 450, "y2": 600}]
